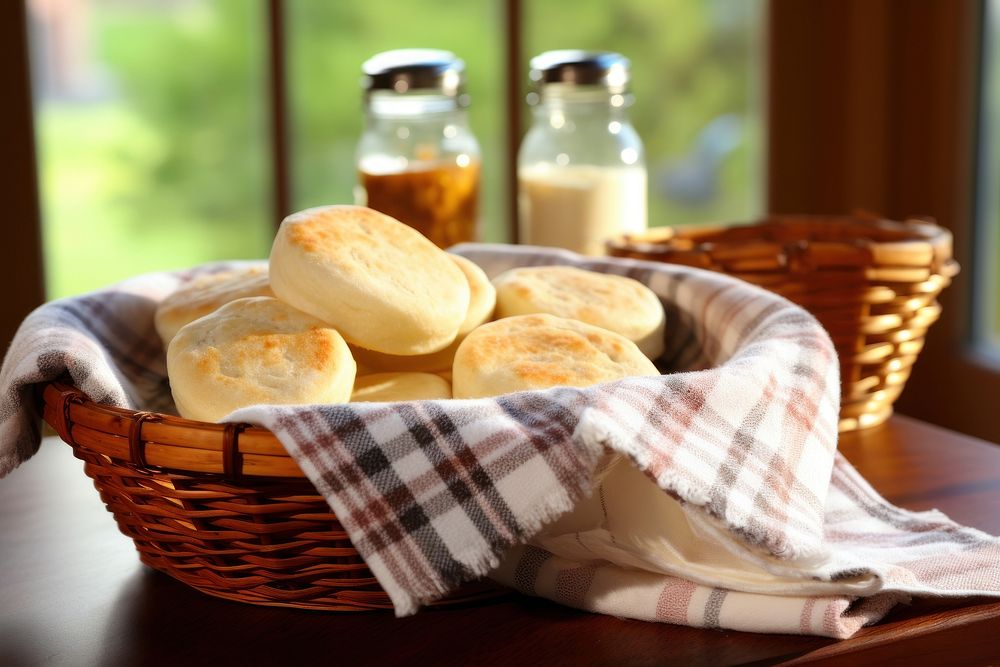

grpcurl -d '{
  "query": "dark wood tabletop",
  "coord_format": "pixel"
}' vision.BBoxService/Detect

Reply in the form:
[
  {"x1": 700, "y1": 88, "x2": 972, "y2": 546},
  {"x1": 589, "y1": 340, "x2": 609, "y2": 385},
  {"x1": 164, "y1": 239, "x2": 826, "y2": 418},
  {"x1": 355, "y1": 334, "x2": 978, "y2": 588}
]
[{"x1": 1, "y1": 415, "x2": 998, "y2": 666}]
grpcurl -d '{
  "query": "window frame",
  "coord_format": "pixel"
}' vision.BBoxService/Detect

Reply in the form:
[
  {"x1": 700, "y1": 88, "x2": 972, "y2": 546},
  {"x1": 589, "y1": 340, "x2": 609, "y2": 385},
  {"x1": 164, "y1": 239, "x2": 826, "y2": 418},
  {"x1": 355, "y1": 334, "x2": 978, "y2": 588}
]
[{"x1": 1, "y1": 2, "x2": 45, "y2": 355}]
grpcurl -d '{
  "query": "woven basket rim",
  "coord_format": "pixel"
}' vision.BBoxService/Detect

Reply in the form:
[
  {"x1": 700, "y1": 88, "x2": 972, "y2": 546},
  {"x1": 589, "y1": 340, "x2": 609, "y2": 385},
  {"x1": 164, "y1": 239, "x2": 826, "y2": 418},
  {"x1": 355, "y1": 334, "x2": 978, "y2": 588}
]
[
  {"x1": 606, "y1": 214, "x2": 956, "y2": 272},
  {"x1": 610, "y1": 213, "x2": 948, "y2": 239},
  {"x1": 40, "y1": 381, "x2": 300, "y2": 479}
]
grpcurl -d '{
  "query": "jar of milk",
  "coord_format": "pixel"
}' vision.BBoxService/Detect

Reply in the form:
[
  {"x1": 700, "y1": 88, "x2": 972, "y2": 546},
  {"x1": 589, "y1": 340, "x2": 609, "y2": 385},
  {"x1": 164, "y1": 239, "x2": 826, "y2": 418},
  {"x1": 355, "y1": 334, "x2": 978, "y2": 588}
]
[
  {"x1": 518, "y1": 50, "x2": 647, "y2": 255},
  {"x1": 357, "y1": 49, "x2": 481, "y2": 249}
]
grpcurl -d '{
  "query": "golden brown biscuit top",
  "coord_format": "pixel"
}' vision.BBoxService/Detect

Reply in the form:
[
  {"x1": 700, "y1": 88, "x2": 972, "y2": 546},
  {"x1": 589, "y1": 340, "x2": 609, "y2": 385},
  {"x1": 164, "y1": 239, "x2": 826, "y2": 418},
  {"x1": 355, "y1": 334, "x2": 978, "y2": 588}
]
[
  {"x1": 173, "y1": 298, "x2": 347, "y2": 391},
  {"x1": 496, "y1": 265, "x2": 657, "y2": 324},
  {"x1": 279, "y1": 205, "x2": 467, "y2": 305},
  {"x1": 454, "y1": 314, "x2": 659, "y2": 397},
  {"x1": 167, "y1": 296, "x2": 356, "y2": 420},
  {"x1": 285, "y1": 206, "x2": 413, "y2": 250}
]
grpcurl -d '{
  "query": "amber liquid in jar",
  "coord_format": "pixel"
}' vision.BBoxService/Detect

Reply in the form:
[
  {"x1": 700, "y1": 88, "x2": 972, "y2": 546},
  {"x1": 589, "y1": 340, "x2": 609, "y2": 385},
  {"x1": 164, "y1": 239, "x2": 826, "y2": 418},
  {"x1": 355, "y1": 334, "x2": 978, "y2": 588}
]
[{"x1": 360, "y1": 160, "x2": 480, "y2": 249}]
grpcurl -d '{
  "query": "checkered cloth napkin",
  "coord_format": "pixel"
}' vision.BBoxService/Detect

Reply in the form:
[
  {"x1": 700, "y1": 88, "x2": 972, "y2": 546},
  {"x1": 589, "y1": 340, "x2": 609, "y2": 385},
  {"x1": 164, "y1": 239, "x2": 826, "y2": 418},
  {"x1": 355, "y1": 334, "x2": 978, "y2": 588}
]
[{"x1": 1, "y1": 245, "x2": 997, "y2": 639}]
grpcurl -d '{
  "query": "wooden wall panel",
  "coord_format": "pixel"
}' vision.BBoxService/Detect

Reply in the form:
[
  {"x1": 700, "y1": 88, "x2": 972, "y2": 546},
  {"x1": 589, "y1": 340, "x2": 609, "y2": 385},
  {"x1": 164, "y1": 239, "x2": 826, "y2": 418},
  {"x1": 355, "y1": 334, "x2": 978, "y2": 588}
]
[{"x1": 768, "y1": 0, "x2": 996, "y2": 442}]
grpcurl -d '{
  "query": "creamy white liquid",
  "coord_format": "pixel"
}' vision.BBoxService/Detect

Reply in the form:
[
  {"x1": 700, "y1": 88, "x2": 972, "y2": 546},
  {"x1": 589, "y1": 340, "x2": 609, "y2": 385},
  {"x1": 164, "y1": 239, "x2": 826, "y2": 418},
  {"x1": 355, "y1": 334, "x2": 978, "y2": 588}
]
[{"x1": 518, "y1": 164, "x2": 648, "y2": 256}]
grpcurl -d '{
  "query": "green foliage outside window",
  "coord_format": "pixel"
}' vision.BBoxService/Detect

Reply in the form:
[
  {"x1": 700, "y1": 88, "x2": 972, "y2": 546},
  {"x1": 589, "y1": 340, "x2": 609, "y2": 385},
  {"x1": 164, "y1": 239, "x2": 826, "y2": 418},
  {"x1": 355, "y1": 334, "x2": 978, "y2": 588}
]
[{"x1": 35, "y1": 0, "x2": 760, "y2": 299}]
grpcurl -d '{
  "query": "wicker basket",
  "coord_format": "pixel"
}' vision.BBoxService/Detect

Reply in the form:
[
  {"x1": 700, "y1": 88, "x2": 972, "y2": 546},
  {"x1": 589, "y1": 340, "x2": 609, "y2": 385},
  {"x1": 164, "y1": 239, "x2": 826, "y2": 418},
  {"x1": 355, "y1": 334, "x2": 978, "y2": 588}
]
[
  {"x1": 607, "y1": 215, "x2": 959, "y2": 432},
  {"x1": 39, "y1": 381, "x2": 503, "y2": 611}
]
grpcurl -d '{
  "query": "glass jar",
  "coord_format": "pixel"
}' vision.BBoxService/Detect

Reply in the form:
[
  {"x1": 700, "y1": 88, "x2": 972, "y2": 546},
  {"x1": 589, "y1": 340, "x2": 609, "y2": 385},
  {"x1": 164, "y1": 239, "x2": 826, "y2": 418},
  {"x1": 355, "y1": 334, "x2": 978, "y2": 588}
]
[
  {"x1": 356, "y1": 49, "x2": 481, "y2": 248},
  {"x1": 518, "y1": 50, "x2": 647, "y2": 255}
]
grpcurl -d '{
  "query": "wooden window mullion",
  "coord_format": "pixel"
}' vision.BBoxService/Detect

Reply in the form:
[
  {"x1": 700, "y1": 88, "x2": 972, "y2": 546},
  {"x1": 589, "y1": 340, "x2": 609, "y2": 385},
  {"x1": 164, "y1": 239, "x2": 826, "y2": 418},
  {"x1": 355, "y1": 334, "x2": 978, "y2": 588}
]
[
  {"x1": 504, "y1": 0, "x2": 522, "y2": 243},
  {"x1": 267, "y1": 0, "x2": 291, "y2": 228},
  {"x1": 0, "y1": 2, "x2": 46, "y2": 350}
]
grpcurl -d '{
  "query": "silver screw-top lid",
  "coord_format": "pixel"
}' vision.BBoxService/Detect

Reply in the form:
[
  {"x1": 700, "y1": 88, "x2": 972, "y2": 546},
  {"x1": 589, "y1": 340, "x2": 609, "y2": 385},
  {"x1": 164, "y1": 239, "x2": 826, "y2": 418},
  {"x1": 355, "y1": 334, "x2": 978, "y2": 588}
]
[
  {"x1": 528, "y1": 50, "x2": 631, "y2": 94},
  {"x1": 362, "y1": 49, "x2": 468, "y2": 105}
]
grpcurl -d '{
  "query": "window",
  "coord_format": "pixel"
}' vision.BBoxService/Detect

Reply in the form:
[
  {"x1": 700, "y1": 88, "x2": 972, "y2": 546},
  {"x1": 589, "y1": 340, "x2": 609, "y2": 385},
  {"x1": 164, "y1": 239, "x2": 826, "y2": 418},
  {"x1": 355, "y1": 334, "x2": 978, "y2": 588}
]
[
  {"x1": 25, "y1": 0, "x2": 765, "y2": 302},
  {"x1": 28, "y1": 0, "x2": 274, "y2": 298},
  {"x1": 7, "y1": 1, "x2": 997, "y2": 441}
]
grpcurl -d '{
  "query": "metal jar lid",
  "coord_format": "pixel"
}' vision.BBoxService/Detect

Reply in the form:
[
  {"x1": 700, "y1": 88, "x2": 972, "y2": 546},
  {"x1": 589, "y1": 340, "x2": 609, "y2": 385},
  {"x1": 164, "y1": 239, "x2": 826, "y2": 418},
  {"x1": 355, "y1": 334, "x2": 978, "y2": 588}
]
[
  {"x1": 361, "y1": 49, "x2": 468, "y2": 105},
  {"x1": 528, "y1": 50, "x2": 631, "y2": 94}
]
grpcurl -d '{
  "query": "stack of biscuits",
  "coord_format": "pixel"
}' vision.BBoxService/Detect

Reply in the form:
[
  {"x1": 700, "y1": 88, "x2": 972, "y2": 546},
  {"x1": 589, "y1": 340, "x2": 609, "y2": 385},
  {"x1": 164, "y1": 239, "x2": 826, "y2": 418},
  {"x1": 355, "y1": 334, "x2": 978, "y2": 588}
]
[{"x1": 162, "y1": 206, "x2": 666, "y2": 422}]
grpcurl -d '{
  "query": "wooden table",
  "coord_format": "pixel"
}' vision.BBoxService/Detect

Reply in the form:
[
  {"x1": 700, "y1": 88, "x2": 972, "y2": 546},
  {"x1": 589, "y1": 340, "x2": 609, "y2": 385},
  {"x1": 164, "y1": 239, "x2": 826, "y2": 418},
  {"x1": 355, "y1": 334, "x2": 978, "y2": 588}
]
[{"x1": 1, "y1": 415, "x2": 998, "y2": 666}]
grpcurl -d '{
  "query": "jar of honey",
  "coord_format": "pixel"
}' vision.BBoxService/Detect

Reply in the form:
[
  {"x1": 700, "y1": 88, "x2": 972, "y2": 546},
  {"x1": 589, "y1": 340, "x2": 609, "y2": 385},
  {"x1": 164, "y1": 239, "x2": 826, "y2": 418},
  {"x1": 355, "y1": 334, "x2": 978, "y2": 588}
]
[{"x1": 357, "y1": 49, "x2": 481, "y2": 248}]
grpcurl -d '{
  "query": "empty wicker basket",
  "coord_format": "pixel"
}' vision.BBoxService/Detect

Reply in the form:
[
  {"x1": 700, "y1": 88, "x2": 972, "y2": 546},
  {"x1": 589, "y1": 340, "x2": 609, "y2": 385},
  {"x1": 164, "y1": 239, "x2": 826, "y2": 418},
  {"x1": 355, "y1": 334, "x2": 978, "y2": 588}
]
[
  {"x1": 39, "y1": 381, "x2": 501, "y2": 611},
  {"x1": 607, "y1": 215, "x2": 959, "y2": 431}
]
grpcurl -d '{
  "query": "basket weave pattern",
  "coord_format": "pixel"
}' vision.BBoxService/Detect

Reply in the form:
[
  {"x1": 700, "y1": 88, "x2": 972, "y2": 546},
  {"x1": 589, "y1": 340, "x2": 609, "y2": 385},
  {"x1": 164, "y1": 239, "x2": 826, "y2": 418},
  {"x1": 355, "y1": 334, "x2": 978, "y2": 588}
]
[
  {"x1": 40, "y1": 382, "x2": 500, "y2": 610},
  {"x1": 607, "y1": 215, "x2": 958, "y2": 431}
]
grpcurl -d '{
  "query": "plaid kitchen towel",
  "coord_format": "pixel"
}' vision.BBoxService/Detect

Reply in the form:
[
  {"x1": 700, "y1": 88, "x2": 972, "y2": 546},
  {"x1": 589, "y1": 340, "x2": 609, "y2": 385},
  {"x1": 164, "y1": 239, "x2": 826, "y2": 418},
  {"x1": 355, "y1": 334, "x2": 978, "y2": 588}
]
[{"x1": 1, "y1": 245, "x2": 998, "y2": 639}]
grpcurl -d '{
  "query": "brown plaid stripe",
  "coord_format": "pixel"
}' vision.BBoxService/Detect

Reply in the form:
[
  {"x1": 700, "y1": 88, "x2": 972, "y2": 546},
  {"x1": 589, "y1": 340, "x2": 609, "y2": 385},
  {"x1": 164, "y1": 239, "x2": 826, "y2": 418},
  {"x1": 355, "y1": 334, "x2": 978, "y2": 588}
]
[{"x1": 264, "y1": 386, "x2": 606, "y2": 612}]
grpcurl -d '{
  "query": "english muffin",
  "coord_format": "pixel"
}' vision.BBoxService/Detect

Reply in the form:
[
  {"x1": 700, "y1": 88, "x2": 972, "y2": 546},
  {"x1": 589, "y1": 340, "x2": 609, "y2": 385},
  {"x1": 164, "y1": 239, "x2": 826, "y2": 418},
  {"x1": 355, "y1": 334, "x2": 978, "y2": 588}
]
[
  {"x1": 452, "y1": 313, "x2": 659, "y2": 399},
  {"x1": 349, "y1": 252, "x2": 496, "y2": 372},
  {"x1": 167, "y1": 296, "x2": 355, "y2": 422},
  {"x1": 351, "y1": 372, "x2": 452, "y2": 402},
  {"x1": 269, "y1": 205, "x2": 470, "y2": 355},
  {"x1": 349, "y1": 340, "x2": 458, "y2": 374},
  {"x1": 449, "y1": 253, "x2": 497, "y2": 333},
  {"x1": 492, "y1": 265, "x2": 666, "y2": 360},
  {"x1": 155, "y1": 264, "x2": 273, "y2": 347}
]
